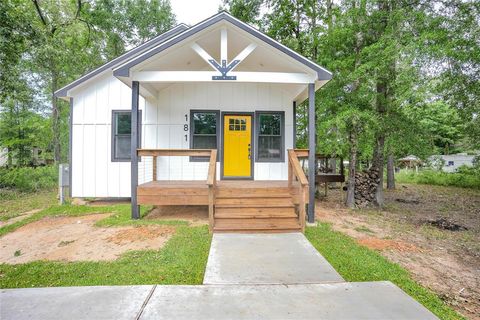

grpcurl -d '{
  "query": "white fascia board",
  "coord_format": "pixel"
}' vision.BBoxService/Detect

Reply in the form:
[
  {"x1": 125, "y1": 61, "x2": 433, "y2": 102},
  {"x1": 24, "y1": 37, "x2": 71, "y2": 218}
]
[{"x1": 131, "y1": 71, "x2": 316, "y2": 84}]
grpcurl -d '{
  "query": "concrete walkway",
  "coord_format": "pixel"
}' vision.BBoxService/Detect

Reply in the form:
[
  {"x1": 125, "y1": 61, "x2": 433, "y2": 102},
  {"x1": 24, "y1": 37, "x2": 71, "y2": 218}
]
[
  {"x1": 204, "y1": 233, "x2": 344, "y2": 284},
  {"x1": 1, "y1": 282, "x2": 438, "y2": 320},
  {"x1": 0, "y1": 232, "x2": 439, "y2": 319}
]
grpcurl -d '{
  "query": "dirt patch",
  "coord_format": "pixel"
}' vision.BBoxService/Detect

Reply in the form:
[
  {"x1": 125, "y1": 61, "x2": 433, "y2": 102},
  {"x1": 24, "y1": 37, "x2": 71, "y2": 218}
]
[
  {"x1": 316, "y1": 184, "x2": 480, "y2": 319},
  {"x1": 107, "y1": 226, "x2": 174, "y2": 244},
  {"x1": 0, "y1": 214, "x2": 175, "y2": 264},
  {"x1": 145, "y1": 205, "x2": 208, "y2": 226},
  {"x1": 357, "y1": 237, "x2": 420, "y2": 252}
]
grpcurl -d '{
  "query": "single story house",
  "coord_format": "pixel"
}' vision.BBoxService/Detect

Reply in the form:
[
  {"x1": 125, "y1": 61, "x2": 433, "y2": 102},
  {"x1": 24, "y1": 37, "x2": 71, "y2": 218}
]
[
  {"x1": 55, "y1": 12, "x2": 332, "y2": 232},
  {"x1": 428, "y1": 153, "x2": 478, "y2": 173}
]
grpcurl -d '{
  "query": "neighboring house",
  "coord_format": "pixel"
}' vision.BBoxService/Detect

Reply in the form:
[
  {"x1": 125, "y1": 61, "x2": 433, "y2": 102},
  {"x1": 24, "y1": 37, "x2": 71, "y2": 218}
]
[
  {"x1": 55, "y1": 12, "x2": 332, "y2": 232},
  {"x1": 428, "y1": 153, "x2": 477, "y2": 173}
]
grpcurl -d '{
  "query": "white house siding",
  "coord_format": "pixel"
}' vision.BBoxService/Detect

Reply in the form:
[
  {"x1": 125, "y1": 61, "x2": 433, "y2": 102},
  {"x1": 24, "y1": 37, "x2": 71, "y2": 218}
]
[
  {"x1": 71, "y1": 74, "x2": 146, "y2": 198},
  {"x1": 138, "y1": 82, "x2": 295, "y2": 184},
  {"x1": 72, "y1": 76, "x2": 295, "y2": 198}
]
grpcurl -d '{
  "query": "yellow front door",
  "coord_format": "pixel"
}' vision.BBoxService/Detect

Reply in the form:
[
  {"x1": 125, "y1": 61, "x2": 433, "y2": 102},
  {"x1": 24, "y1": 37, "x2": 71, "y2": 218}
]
[{"x1": 223, "y1": 114, "x2": 252, "y2": 178}]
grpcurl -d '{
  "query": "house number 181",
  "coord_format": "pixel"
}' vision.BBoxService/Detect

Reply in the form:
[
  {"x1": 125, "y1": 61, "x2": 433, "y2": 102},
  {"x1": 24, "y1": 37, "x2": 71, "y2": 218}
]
[{"x1": 184, "y1": 114, "x2": 188, "y2": 141}]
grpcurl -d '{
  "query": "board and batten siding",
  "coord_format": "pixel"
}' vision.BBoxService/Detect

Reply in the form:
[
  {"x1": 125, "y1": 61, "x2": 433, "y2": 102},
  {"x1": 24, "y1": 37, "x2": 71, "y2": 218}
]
[
  {"x1": 71, "y1": 74, "x2": 146, "y2": 198},
  {"x1": 71, "y1": 74, "x2": 295, "y2": 198}
]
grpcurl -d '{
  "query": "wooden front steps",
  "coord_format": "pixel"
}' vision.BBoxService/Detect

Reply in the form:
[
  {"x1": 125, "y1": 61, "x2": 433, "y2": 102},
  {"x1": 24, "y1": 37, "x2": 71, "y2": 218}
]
[{"x1": 213, "y1": 182, "x2": 301, "y2": 233}]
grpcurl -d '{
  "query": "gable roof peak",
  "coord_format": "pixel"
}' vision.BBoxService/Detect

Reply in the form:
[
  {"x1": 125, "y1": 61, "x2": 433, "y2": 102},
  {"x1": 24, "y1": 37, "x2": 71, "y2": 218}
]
[{"x1": 113, "y1": 11, "x2": 332, "y2": 81}]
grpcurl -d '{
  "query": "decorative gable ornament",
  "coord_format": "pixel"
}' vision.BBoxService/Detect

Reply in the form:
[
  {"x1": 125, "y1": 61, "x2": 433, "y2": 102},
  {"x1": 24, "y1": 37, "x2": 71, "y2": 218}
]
[{"x1": 191, "y1": 28, "x2": 257, "y2": 80}]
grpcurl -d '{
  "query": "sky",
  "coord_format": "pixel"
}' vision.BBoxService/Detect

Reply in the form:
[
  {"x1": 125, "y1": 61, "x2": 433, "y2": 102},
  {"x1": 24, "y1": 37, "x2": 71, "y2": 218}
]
[{"x1": 170, "y1": 0, "x2": 223, "y2": 26}]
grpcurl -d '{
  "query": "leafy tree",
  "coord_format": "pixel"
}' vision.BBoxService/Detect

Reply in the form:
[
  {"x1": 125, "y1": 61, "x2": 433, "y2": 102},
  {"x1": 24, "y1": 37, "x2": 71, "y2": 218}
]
[
  {"x1": 405, "y1": 101, "x2": 463, "y2": 155},
  {"x1": 220, "y1": 0, "x2": 263, "y2": 26},
  {"x1": 0, "y1": 0, "x2": 176, "y2": 166},
  {"x1": 422, "y1": 1, "x2": 480, "y2": 148},
  {"x1": 0, "y1": 76, "x2": 50, "y2": 166}
]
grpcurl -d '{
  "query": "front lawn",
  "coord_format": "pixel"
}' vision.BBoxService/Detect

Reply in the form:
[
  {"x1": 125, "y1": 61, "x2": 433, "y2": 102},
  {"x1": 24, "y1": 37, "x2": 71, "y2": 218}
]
[
  {"x1": 0, "y1": 193, "x2": 212, "y2": 288},
  {"x1": 0, "y1": 225, "x2": 211, "y2": 287},
  {"x1": 306, "y1": 223, "x2": 464, "y2": 320}
]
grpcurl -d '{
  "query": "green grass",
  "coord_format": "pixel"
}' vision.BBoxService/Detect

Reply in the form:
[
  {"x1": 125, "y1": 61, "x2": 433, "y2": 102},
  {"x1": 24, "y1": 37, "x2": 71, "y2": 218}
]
[
  {"x1": 396, "y1": 170, "x2": 480, "y2": 189},
  {"x1": 0, "y1": 189, "x2": 57, "y2": 221},
  {"x1": 306, "y1": 223, "x2": 464, "y2": 320},
  {"x1": 0, "y1": 225, "x2": 211, "y2": 288}
]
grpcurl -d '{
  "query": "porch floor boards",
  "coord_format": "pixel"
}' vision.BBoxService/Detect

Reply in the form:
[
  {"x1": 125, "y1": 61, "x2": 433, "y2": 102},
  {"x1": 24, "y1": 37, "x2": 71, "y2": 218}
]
[{"x1": 137, "y1": 180, "x2": 305, "y2": 233}]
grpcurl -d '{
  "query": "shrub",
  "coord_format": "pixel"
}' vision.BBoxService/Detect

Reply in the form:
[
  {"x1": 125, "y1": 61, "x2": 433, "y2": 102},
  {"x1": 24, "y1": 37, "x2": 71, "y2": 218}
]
[
  {"x1": 0, "y1": 166, "x2": 58, "y2": 192},
  {"x1": 396, "y1": 169, "x2": 480, "y2": 189}
]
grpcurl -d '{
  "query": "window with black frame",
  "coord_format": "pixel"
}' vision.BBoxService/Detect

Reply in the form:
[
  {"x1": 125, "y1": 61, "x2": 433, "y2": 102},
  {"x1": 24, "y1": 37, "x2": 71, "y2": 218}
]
[
  {"x1": 112, "y1": 110, "x2": 141, "y2": 161},
  {"x1": 190, "y1": 110, "x2": 219, "y2": 161},
  {"x1": 256, "y1": 111, "x2": 284, "y2": 162}
]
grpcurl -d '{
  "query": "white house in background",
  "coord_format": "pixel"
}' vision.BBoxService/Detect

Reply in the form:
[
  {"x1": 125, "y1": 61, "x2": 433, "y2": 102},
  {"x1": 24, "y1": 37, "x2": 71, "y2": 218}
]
[
  {"x1": 55, "y1": 12, "x2": 331, "y2": 231},
  {"x1": 428, "y1": 153, "x2": 477, "y2": 173}
]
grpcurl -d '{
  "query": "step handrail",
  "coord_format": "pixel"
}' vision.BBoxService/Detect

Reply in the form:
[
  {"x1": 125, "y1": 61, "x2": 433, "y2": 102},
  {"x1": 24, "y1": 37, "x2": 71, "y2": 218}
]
[
  {"x1": 288, "y1": 149, "x2": 308, "y2": 231},
  {"x1": 207, "y1": 150, "x2": 217, "y2": 231}
]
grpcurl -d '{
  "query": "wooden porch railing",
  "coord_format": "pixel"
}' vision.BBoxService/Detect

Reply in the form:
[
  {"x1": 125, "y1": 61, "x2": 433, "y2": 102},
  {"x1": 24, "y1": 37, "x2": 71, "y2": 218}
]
[
  {"x1": 137, "y1": 148, "x2": 217, "y2": 231},
  {"x1": 207, "y1": 150, "x2": 217, "y2": 230},
  {"x1": 288, "y1": 149, "x2": 309, "y2": 232}
]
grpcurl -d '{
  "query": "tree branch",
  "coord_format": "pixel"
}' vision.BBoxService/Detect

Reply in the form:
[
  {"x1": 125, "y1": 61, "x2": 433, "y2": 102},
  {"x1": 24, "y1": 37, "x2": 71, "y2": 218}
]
[
  {"x1": 75, "y1": 0, "x2": 82, "y2": 19},
  {"x1": 31, "y1": 0, "x2": 48, "y2": 27}
]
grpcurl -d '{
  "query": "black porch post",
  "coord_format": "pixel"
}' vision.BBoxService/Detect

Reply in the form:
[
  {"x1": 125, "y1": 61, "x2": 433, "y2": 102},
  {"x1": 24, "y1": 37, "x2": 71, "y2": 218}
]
[
  {"x1": 307, "y1": 83, "x2": 316, "y2": 223},
  {"x1": 131, "y1": 81, "x2": 140, "y2": 219},
  {"x1": 293, "y1": 101, "x2": 297, "y2": 148}
]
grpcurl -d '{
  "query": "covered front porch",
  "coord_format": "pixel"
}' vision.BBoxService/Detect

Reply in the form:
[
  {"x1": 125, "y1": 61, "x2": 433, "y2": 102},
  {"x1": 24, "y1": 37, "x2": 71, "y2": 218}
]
[
  {"x1": 135, "y1": 149, "x2": 310, "y2": 232},
  {"x1": 115, "y1": 13, "x2": 329, "y2": 231}
]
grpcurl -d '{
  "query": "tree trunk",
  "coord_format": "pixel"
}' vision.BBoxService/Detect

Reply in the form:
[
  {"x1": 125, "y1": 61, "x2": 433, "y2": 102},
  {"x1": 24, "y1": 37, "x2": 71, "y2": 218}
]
[
  {"x1": 370, "y1": 0, "x2": 392, "y2": 207},
  {"x1": 346, "y1": 130, "x2": 358, "y2": 208},
  {"x1": 371, "y1": 133, "x2": 385, "y2": 207},
  {"x1": 329, "y1": 157, "x2": 337, "y2": 187},
  {"x1": 387, "y1": 153, "x2": 395, "y2": 189}
]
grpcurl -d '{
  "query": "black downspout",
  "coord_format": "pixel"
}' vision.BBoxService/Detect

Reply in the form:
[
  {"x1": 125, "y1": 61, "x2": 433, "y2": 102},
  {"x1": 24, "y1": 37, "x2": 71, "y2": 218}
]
[{"x1": 293, "y1": 101, "x2": 297, "y2": 148}]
